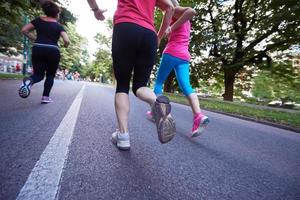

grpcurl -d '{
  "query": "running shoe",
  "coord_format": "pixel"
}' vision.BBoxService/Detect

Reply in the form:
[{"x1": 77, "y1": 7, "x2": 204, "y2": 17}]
[
  {"x1": 111, "y1": 130, "x2": 130, "y2": 150},
  {"x1": 18, "y1": 77, "x2": 33, "y2": 98},
  {"x1": 191, "y1": 113, "x2": 210, "y2": 137},
  {"x1": 41, "y1": 96, "x2": 53, "y2": 104},
  {"x1": 151, "y1": 95, "x2": 176, "y2": 144}
]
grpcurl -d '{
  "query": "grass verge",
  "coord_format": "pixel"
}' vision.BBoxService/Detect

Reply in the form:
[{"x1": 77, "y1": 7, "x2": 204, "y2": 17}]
[
  {"x1": 166, "y1": 93, "x2": 300, "y2": 129},
  {"x1": 0, "y1": 73, "x2": 24, "y2": 79}
]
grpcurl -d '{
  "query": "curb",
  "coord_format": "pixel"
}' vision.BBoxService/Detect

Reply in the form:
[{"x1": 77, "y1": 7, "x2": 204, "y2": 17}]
[
  {"x1": 171, "y1": 101, "x2": 300, "y2": 133},
  {"x1": 0, "y1": 78, "x2": 23, "y2": 80},
  {"x1": 203, "y1": 108, "x2": 300, "y2": 133}
]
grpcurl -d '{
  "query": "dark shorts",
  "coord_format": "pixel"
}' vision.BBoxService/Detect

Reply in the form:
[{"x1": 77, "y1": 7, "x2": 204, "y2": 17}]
[{"x1": 112, "y1": 22, "x2": 157, "y2": 95}]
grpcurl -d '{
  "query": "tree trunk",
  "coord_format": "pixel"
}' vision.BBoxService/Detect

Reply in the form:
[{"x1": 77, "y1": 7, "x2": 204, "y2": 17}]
[
  {"x1": 223, "y1": 68, "x2": 237, "y2": 101},
  {"x1": 163, "y1": 70, "x2": 175, "y2": 93}
]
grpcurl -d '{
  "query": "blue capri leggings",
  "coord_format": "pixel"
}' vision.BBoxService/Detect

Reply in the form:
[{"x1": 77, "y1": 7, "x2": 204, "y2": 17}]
[{"x1": 154, "y1": 53, "x2": 194, "y2": 96}]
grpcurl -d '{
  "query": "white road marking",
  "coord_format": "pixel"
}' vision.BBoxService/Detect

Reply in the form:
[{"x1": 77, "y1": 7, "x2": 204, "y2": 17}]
[{"x1": 16, "y1": 85, "x2": 86, "y2": 200}]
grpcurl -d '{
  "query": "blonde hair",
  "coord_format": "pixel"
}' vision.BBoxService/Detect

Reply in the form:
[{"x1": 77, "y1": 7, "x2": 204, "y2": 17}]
[{"x1": 170, "y1": 0, "x2": 179, "y2": 7}]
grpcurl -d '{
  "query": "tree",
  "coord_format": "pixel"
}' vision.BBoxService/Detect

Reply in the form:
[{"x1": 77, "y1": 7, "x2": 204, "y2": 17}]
[
  {"x1": 91, "y1": 32, "x2": 113, "y2": 82},
  {"x1": 59, "y1": 23, "x2": 84, "y2": 70},
  {"x1": 153, "y1": 0, "x2": 223, "y2": 94},
  {"x1": 191, "y1": 0, "x2": 300, "y2": 101},
  {"x1": 84, "y1": 19, "x2": 114, "y2": 82},
  {"x1": 0, "y1": 0, "x2": 32, "y2": 55},
  {"x1": 0, "y1": 0, "x2": 75, "y2": 55}
]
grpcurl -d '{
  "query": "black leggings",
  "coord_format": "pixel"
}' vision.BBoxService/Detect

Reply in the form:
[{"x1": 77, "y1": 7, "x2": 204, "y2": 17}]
[
  {"x1": 31, "y1": 45, "x2": 60, "y2": 97},
  {"x1": 112, "y1": 22, "x2": 157, "y2": 95}
]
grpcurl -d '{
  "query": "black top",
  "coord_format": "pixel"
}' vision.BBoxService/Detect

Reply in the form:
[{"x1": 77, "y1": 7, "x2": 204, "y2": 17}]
[{"x1": 31, "y1": 17, "x2": 65, "y2": 46}]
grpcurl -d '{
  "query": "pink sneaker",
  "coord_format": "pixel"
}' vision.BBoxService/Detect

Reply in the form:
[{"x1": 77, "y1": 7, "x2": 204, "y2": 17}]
[
  {"x1": 146, "y1": 111, "x2": 155, "y2": 122},
  {"x1": 191, "y1": 112, "x2": 209, "y2": 137},
  {"x1": 41, "y1": 96, "x2": 53, "y2": 104}
]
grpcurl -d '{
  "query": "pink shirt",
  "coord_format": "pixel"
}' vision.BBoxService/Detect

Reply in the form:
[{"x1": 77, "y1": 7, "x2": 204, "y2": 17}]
[
  {"x1": 164, "y1": 20, "x2": 191, "y2": 61},
  {"x1": 113, "y1": 0, "x2": 156, "y2": 32}
]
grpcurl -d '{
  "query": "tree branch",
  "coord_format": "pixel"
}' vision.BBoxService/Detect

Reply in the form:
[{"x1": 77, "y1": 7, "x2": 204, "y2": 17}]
[
  {"x1": 246, "y1": 0, "x2": 258, "y2": 32},
  {"x1": 244, "y1": 25, "x2": 279, "y2": 53},
  {"x1": 233, "y1": 0, "x2": 247, "y2": 63},
  {"x1": 207, "y1": 0, "x2": 227, "y2": 63},
  {"x1": 243, "y1": 38, "x2": 296, "y2": 68}
]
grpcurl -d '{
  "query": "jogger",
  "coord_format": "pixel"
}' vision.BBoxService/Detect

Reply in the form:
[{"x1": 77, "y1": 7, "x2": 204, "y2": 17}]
[
  {"x1": 152, "y1": 0, "x2": 210, "y2": 137},
  {"x1": 19, "y1": 1, "x2": 70, "y2": 103},
  {"x1": 87, "y1": 0, "x2": 176, "y2": 150}
]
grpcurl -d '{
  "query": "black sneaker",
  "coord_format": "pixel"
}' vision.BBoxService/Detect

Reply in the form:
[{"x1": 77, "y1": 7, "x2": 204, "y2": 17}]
[{"x1": 18, "y1": 77, "x2": 33, "y2": 98}]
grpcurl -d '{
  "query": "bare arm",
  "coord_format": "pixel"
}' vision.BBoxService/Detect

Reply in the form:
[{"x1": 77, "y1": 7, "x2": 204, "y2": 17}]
[
  {"x1": 87, "y1": 0, "x2": 107, "y2": 21},
  {"x1": 170, "y1": 0, "x2": 179, "y2": 7},
  {"x1": 169, "y1": 7, "x2": 196, "y2": 33},
  {"x1": 21, "y1": 23, "x2": 36, "y2": 41},
  {"x1": 60, "y1": 31, "x2": 70, "y2": 48},
  {"x1": 156, "y1": 0, "x2": 175, "y2": 44}
]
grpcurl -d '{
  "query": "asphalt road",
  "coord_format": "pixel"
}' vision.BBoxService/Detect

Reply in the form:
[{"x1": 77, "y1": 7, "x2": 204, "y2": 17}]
[{"x1": 0, "y1": 79, "x2": 299, "y2": 200}]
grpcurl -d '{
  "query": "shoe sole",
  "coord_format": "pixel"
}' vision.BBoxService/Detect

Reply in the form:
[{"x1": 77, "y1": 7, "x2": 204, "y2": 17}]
[
  {"x1": 19, "y1": 86, "x2": 30, "y2": 98},
  {"x1": 117, "y1": 145, "x2": 130, "y2": 151},
  {"x1": 117, "y1": 139, "x2": 130, "y2": 151},
  {"x1": 41, "y1": 101, "x2": 53, "y2": 104},
  {"x1": 18, "y1": 77, "x2": 32, "y2": 98},
  {"x1": 111, "y1": 136, "x2": 130, "y2": 151},
  {"x1": 191, "y1": 117, "x2": 210, "y2": 138},
  {"x1": 153, "y1": 96, "x2": 171, "y2": 117},
  {"x1": 152, "y1": 96, "x2": 176, "y2": 143},
  {"x1": 158, "y1": 115, "x2": 176, "y2": 143}
]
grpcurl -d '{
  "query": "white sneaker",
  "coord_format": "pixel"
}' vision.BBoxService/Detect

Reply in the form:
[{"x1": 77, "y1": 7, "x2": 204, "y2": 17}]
[{"x1": 111, "y1": 130, "x2": 130, "y2": 150}]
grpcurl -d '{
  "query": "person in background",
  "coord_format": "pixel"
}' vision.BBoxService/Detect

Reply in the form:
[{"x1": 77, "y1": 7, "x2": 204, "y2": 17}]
[{"x1": 19, "y1": 1, "x2": 70, "y2": 104}]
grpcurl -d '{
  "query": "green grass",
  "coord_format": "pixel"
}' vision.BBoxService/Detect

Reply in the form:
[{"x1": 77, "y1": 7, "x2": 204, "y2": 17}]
[
  {"x1": 0, "y1": 73, "x2": 24, "y2": 79},
  {"x1": 166, "y1": 94, "x2": 300, "y2": 129}
]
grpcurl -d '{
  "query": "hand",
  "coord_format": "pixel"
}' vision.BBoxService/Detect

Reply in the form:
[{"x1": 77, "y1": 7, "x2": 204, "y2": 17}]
[
  {"x1": 166, "y1": 26, "x2": 172, "y2": 36},
  {"x1": 93, "y1": 8, "x2": 107, "y2": 21},
  {"x1": 64, "y1": 42, "x2": 69, "y2": 48},
  {"x1": 28, "y1": 36, "x2": 36, "y2": 43}
]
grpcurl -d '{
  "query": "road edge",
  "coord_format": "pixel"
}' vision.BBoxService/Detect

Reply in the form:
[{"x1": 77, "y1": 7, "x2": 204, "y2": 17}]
[{"x1": 172, "y1": 102, "x2": 300, "y2": 133}]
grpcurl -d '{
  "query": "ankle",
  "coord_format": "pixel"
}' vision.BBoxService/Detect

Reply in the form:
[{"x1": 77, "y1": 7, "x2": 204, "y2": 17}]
[
  {"x1": 118, "y1": 132, "x2": 129, "y2": 139},
  {"x1": 194, "y1": 112, "x2": 203, "y2": 118}
]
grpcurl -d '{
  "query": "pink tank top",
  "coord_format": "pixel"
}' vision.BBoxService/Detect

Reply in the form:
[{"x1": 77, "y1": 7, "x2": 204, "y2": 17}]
[
  {"x1": 163, "y1": 20, "x2": 191, "y2": 61},
  {"x1": 113, "y1": 0, "x2": 156, "y2": 32}
]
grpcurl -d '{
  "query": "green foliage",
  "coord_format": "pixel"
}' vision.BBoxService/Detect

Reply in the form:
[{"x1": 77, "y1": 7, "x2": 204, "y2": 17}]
[
  {"x1": 252, "y1": 61, "x2": 300, "y2": 103},
  {"x1": 90, "y1": 32, "x2": 113, "y2": 82},
  {"x1": 0, "y1": 0, "x2": 31, "y2": 55},
  {"x1": 59, "y1": 23, "x2": 85, "y2": 71},
  {"x1": 59, "y1": 7, "x2": 77, "y2": 25},
  {"x1": 0, "y1": 0, "x2": 76, "y2": 55},
  {"x1": 199, "y1": 79, "x2": 224, "y2": 96},
  {"x1": 0, "y1": 73, "x2": 24, "y2": 79},
  {"x1": 154, "y1": 0, "x2": 300, "y2": 100},
  {"x1": 84, "y1": 19, "x2": 113, "y2": 82},
  {"x1": 191, "y1": 0, "x2": 300, "y2": 100},
  {"x1": 166, "y1": 93, "x2": 300, "y2": 128}
]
